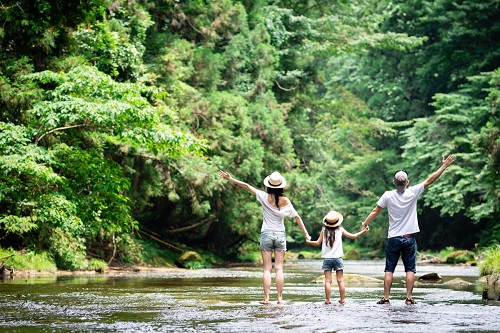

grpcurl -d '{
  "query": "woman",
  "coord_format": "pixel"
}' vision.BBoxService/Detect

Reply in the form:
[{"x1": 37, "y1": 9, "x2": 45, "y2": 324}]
[{"x1": 218, "y1": 170, "x2": 311, "y2": 304}]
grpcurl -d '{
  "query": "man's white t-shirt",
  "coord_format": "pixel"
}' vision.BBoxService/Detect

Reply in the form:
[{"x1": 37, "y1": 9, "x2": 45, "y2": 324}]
[
  {"x1": 377, "y1": 183, "x2": 425, "y2": 238},
  {"x1": 321, "y1": 226, "x2": 344, "y2": 258},
  {"x1": 256, "y1": 190, "x2": 298, "y2": 232}
]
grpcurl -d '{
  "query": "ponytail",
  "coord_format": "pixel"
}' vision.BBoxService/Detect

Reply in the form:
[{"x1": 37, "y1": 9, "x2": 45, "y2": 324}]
[{"x1": 323, "y1": 226, "x2": 337, "y2": 247}]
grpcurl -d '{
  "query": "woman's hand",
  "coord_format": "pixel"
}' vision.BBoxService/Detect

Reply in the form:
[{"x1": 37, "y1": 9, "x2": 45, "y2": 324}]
[{"x1": 218, "y1": 170, "x2": 231, "y2": 180}]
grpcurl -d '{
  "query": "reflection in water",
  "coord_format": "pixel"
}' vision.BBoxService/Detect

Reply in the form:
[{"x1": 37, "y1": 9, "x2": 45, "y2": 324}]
[{"x1": 0, "y1": 260, "x2": 498, "y2": 332}]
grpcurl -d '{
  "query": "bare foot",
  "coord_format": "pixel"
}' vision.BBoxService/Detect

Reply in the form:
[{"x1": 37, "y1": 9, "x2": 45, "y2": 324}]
[
  {"x1": 259, "y1": 300, "x2": 270, "y2": 305},
  {"x1": 324, "y1": 300, "x2": 331, "y2": 305},
  {"x1": 338, "y1": 300, "x2": 345, "y2": 305},
  {"x1": 277, "y1": 299, "x2": 284, "y2": 305}
]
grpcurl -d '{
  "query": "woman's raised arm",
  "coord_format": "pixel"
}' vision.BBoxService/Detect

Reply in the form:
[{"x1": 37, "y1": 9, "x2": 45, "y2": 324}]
[{"x1": 218, "y1": 170, "x2": 258, "y2": 195}]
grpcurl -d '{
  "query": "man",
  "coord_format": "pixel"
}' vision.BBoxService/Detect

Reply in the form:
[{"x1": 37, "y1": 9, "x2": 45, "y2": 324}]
[{"x1": 361, "y1": 154, "x2": 455, "y2": 305}]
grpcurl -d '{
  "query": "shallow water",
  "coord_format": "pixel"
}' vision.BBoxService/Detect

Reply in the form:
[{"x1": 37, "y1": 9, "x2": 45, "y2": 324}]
[{"x1": 0, "y1": 260, "x2": 498, "y2": 332}]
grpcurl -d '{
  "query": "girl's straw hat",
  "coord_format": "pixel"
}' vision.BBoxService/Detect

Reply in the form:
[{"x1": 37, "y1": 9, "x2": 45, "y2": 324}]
[
  {"x1": 323, "y1": 211, "x2": 343, "y2": 228},
  {"x1": 263, "y1": 172, "x2": 287, "y2": 189}
]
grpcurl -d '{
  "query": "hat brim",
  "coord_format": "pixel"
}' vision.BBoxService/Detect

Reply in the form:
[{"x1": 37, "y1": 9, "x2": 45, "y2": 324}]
[
  {"x1": 322, "y1": 212, "x2": 343, "y2": 228},
  {"x1": 323, "y1": 220, "x2": 343, "y2": 228},
  {"x1": 263, "y1": 176, "x2": 287, "y2": 189}
]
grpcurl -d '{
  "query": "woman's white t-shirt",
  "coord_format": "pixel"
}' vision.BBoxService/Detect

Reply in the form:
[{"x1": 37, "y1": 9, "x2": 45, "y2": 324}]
[
  {"x1": 377, "y1": 183, "x2": 425, "y2": 238},
  {"x1": 255, "y1": 190, "x2": 298, "y2": 232},
  {"x1": 322, "y1": 226, "x2": 344, "y2": 258}
]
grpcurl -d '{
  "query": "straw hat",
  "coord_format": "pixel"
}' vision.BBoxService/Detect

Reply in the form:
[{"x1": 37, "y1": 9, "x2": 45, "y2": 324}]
[
  {"x1": 263, "y1": 172, "x2": 287, "y2": 189},
  {"x1": 323, "y1": 211, "x2": 343, "y2": 228}
]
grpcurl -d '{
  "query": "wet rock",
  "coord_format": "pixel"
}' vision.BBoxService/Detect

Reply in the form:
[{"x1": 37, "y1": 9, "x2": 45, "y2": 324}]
[
  {"x1": 443, "y1": 278, "x2": 473, "y2": 286},
  {"x1": 401, "y1": 280, "x2": 424, "y2": 286},
  {"x1": 0, "y1": 263, "x2": 14, "y2": 276},
  {"x1": 480, "y1": 273, "x2": 500, "y2": 301},
  {"x1": 311, "y1": 273, "x2": 383, "y2": 284},
  {"x1": 419, "y1": 272, "x2": 442, "y2": 281},
  {"x1": 418, "y1": 253, "x2": 442, "y2": 264},
  {"x1": 477, "y1": 276, "x2": 488, "y2": 284}
]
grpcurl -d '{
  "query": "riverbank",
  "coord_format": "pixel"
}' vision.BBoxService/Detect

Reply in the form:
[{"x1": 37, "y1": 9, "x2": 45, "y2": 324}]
[
  {"x1": 2, "y1": 244, "x2": 498, "y2": 282},
  {"x1": 1, "y1": 264, "x2": 189, "y2": 278}
]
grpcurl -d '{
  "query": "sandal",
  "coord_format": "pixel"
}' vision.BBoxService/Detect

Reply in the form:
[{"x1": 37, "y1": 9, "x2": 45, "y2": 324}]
[
  {"x1": 405, "y1": 298, "x2": 416, "y2": 305},
  {"x1": 376, "y1": 298, "x2": 390, "y2": 304}
]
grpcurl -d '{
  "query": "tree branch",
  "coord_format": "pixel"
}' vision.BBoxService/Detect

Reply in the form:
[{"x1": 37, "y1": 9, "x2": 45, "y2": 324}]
[
  {"x1": 137, "y1": 229, "x2": 185, "y2": 252},
  {"x1": 164, "y1": 218, "x2": 213, "y2": 234},
  {"x1": 36, "y1": 123, "x2": 90, "y2": 145},
  {"x1": 107, "y1": 233, "x2": 117, "y2": 265},
  {"x1": 274, "y1": 80, "x2": 297, "y2": 91}
]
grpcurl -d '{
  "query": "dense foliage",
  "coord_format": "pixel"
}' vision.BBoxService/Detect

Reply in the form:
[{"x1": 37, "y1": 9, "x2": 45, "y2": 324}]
[{"x1": 0, "y1": 0, "x2": 498, "y2": 269}]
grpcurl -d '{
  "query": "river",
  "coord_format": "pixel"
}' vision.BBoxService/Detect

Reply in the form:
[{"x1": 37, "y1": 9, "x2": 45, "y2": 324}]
[{"x1": 0, "y1": 260, "x2": 499, "y2": 332}]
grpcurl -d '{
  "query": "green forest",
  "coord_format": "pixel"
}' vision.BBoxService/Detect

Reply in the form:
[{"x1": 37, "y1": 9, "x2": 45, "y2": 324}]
[{"x1": 0, "y1": 0, "x2": 498, "y2": 270}]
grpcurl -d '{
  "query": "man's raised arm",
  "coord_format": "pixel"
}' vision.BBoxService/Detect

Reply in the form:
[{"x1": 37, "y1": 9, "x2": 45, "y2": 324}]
[{"x1": 423, "y1": 154, "x2": 455, "y2": 189}]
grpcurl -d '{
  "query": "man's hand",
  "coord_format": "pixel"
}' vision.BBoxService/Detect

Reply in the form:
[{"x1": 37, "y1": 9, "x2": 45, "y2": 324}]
[{"x1": 442, "y1": 154, "x2": 455, "y2": 168}]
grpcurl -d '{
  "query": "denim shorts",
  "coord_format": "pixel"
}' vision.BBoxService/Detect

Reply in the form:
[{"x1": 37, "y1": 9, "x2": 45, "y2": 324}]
[
  {"x1": 384, "y1": 235, "x2": 417, "y2": 273},
  {"x1": 322, "y1": 258, "x2": 345, "y2": 271},
  {"x1": 260, "y1": 231, "x2": 287, "y2": 251}
]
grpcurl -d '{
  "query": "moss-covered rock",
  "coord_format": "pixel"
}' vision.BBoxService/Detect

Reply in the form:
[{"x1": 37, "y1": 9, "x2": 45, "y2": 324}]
[
  {"x1": 312, "y1": 273, "x2": 383, "y2": 284},
  {"x1": 344, "y1": 249, "x2": 360, "y2": 260},
  {"x1": 284, "y1": 252, "x2": 299, "y2": 262},
  {"x1": 149, "y1": 256, "x2": 175, "y2": 267},
  {"x1": 444, "y1": 250, "x2": 475, "y2": 264},
  {"x1": 176, "y1": 251, "x2": 204, "y2": 269}
]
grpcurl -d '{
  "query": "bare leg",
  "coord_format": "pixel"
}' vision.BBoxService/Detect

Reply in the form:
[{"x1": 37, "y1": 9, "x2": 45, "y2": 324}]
[
  {"x1": 336, "y1": 270, "x2": 345, "y2": 304},
  {"x1": 274, "y1": 250, "x2": 285, "y2": 304},
  {"x1": 260, "y1": 250, "x2": 273, "y2": 304},
  {"x1": 324, "y1": 270, "x2": 332, "y2": 304},
  {"x1": 405, "y1": 271, "x2": 415, "y2": 300},
  {"x1": 383, "y1": 272, "x2": 393, "y2": 300}
]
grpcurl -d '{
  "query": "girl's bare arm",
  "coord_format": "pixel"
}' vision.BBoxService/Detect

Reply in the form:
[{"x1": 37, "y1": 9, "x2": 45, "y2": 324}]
[
  {"x1": 343, "y1": 226, "x2": 369, "y2": 239},
  {"x1": 306, "y1": 230, "x2": 323, "y2": 246}
]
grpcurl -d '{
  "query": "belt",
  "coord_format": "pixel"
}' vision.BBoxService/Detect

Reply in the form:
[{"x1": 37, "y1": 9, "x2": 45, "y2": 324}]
[{"x1": 402, "y1": 233, "x2": 414, "y2": 237}]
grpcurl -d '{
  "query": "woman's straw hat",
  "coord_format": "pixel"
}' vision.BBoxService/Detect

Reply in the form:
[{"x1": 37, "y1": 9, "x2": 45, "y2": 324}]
[
  {"x1": 323, "y1": 211, "x2": 343, "y2": 228},
  {"x1": 263, "y1": 172, "x2": 287, "y2": 189}
]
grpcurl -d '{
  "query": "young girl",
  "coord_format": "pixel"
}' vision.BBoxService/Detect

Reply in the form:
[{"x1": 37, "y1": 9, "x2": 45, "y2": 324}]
[{"x1": 306, "y1": 210, "x2": 369, "y2": 305}]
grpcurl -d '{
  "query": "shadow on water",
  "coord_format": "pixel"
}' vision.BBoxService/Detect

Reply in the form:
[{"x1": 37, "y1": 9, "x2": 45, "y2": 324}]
[{"x1": 0, "y1": 260, "x2": 499, "y2": 332}]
